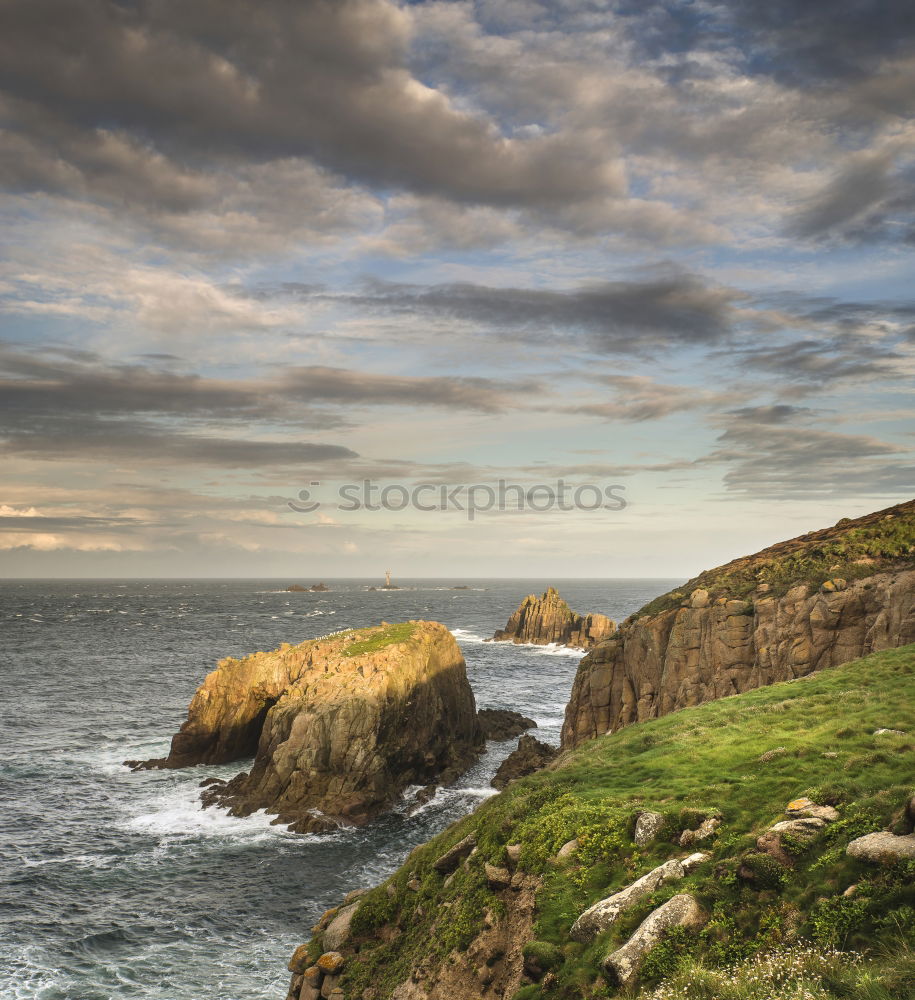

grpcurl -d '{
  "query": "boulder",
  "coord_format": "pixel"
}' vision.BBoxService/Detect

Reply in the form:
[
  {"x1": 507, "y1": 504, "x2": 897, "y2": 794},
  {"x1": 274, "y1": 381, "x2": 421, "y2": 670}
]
[
  {"x1": 770, "y1": 817, "x2": 826, "y2": 840},
  {"x1": 492, "y1": 587, "x2": 615, "y2": 649},
  {"x1": 602, "y1": 894, "x2": 705, "y2": 986},
  {"x1": 755, "y1": 830, "x2": 794, "y2": 867},
  {"x1": 680, "y1": 817, "x2": 721, "y2": 846},
  {"x1": 432, "y1": 833, "x2": 477, "y2": 874},
  {"x1": 560, "y1": 501, "x2": 915, "y2": 750},
  {"x1": 785, "y1": 798, "x2": 839, "y2": 822},
  {"x1": 505, "y1": 844, "x2": 521, "y2": 868},
  {"x1": 847, "y1": 831, "x2": 915, "y2": 863},
  {"x1": 323, "y1": 901, "x2": 360, "y2": 951},
  {"x1": 553, "y1": 838, "x2": 579, "y2": 863},
  {"x1": 131, "y1": 621, "x2": 484, "y2": 832},
  {"x1": 477, "y1": 709, "x2": 537, "y2": 741},
  {"x1": 634, "y1": 811, "x2": 665, "y2": 846},
  {"x1": 289, "y1": 945, "x2": 314, "y2": 974},
  {"x1": 491, "y1": 734, "x2": 559, "y2": 789},
  {"x1": 484, "y1": 863, "x2": 512, "y2": 890},
  {"x1": 571, "y1": 854, "x2": 706, "y2": 942},
  {"x1": 316, "y1": 952, "x2": 345, "y2": 975}
]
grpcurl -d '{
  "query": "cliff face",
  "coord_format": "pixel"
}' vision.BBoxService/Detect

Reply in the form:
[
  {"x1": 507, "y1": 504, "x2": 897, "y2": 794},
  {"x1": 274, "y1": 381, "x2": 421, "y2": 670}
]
[
  {"x1": 562, "y1": 501, "x2": 915, "y2": 748},
  {"x1": 493, "y1": 587, "x2": 615, "y2": 649},
  {"x1": 134, "y1": 621, "x2": 483, "y2": 831}
]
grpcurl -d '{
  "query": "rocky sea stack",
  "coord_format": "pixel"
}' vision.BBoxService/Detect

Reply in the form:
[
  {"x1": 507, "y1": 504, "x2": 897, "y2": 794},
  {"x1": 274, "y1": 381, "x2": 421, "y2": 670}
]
[
  {"x1": 131, "y1": 621, "x2": 483, "y2": 832},
  {"x1": 492, "y1": 587, "x2": 615, "y2": 649},
  {"x1": 563, "y1": 499, "x2": 915, "y2": 748}
]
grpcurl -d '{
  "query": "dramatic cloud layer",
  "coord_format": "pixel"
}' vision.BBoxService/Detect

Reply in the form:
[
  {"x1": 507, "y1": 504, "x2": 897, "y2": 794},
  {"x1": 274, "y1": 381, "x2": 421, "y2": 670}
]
[{"x1": 1, "y1": 0, "x2": 912, "y2": 573}]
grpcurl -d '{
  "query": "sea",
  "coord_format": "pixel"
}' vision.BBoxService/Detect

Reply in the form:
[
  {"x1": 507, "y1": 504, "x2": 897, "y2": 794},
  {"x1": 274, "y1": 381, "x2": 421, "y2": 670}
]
[{"x1": 0, "y1": 578, "x2": 679, "y2": 1000}]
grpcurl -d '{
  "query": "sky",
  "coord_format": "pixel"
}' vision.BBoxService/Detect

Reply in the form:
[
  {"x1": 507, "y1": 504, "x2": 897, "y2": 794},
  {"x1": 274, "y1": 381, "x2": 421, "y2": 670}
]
[{"x1": 0, "y1": 0, "x2": 913, "y2": 579}]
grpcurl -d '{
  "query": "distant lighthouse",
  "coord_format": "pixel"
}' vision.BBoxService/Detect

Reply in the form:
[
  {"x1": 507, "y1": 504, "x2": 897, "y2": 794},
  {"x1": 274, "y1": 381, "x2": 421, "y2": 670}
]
[{"x1": 385, "y1": 569, "x2": 392, "y2": 588}]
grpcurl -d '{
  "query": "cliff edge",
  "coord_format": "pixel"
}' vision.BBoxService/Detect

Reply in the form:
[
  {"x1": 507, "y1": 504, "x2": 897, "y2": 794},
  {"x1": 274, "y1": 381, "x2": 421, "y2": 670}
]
[
  {"x1": 492, "y1": 587, "x2": 615, "y2": 649},
  {"x1": 562, "y1": 499, "x2": 915, "y2": 748},
  {"x1": 131, "y1": 621, "x2": 483, "y2": 832}
]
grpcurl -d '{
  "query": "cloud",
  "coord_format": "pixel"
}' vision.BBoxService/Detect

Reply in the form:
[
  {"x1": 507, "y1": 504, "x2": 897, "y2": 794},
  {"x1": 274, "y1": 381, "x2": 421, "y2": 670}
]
[
  {"x1": 0, "y1": 0, "x2": 624, "y2": 214},
  {"x1": 709, "y1": 421, "x2": 913, "y2": 498},
  {"x1": 330, "y1": 272, "x2": 746, "y2": 352},
  {"x1": 565, "y1": 375, "x2": 739, "y2": 422},
  {"x1": 733, "y1": 338, "x2": 903, "y2": 384}
]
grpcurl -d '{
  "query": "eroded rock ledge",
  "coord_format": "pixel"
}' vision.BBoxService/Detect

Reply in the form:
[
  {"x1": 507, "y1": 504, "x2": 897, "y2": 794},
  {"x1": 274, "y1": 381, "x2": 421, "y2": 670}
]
[
  {"x1": 492, "y1": 586, "x2": 615, "y2": 649},
  {"x1": 130, "y1": 621, "x2": 483, "y2": 832}
]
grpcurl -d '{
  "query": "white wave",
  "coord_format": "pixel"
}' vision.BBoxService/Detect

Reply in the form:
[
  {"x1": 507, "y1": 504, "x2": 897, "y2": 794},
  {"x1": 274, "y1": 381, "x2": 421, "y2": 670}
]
[
  {"x1": 19, "y1": 852, "x2": 118, "y2": 870},
  {"x1": 450, "y1": 627, "x2": 486, "y2": 644},
  {"x1": 533, "y1": 643, "x2": 585, "y2": 658},
  {"x1": 124, "y1": 781, "x2": 298, "y2": 843}
]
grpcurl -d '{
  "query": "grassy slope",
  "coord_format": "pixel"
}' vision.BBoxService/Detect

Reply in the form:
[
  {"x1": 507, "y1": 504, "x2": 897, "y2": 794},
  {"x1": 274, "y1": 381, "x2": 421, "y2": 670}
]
[
  {"x1": 638, "y1": 498, "x2": 915, "y2": 618},
  {"x1": 336, "y1": 645, "x2": 915, "y2": 999}
]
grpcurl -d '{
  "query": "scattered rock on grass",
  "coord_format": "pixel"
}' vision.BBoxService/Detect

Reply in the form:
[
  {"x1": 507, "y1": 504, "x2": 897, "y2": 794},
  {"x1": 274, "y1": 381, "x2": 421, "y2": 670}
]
[
  {"x1": 634, "y1": 810, "x2": 665, "y2": 845},
  {"x1": 571, "y1": 853, "x2": 707, "y2": 941},
  {"x1": 602, "y1": 894, "x2": 705, "y2": 986},
  {"x1": 847, "y1": 831, "x2": 915, "y2": 863}
]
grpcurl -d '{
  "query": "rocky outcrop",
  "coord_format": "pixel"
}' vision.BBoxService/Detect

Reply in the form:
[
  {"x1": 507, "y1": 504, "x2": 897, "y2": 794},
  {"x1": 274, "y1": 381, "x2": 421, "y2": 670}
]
[
  {"x1": 492, "y1": 587, "x2": 615, "y2": 649},
  {"x1": 491, "y1": 733, "x2": 559, "y2": 789},
  {"x1": 563, "y1": 501, "x2": 915, "y2": 748},
  {"x1": 477, "y1": 709, "x2": 536, "y2": 741},
  {"x1": 131, "y1": 621, "x2": 483, "y2": 832}
]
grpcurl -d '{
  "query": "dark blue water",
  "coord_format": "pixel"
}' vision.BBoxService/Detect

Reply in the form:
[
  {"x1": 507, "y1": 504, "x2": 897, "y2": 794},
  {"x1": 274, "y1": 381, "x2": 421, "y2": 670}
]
[{"x1": 0, "y1": 578, "x2": 677, "y2": 1000}]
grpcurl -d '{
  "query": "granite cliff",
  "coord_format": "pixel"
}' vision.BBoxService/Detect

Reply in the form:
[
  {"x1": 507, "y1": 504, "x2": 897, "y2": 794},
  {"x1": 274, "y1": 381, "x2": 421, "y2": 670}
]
[
  {"x1": 492, "y1": 587, "x2": 615, "y2": 649},
  {"x1": 131, "y1": 621, "x2": 483, "y2": 832},
  {"x1": 562, "y1": 499, "x2": 915, "y2": 748}
]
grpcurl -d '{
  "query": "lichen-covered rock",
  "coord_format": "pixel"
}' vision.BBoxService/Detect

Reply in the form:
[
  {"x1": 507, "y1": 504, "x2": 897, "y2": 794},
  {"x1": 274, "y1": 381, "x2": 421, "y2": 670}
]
[
  {"x1": 132, "y1": 621, "x2": 483, "y2": 832},
  {"x1": 634, "y1": 810, "x2": 665, "y2": 845},
  {"x1": 323, "y1": 901, "x2": 360, "y2": 951},
  {"x1": 316, "y1": 952, "x2": 345, "y2": 975},
  {"x1": 602, "y1": 893, "x2": 705, "y2": 986},
  {"x1": 847, "y1": 831, "x2": 915, "y2": 863},
  {"x1": 491, "y1": 733, "x2": 559, "y2": 789},
  {"x1": 786, "y1": 798, "x2": 839, "y2": 822},
  {"x1": 770, "y1": 817, "x2": 826, "y2": 840},
  {"x1": 562, "y1": 501, "x2": 915, "y2": 749},
  {"x1": 492, "y1": 587, "x2": 615, "y2": 649},
  {"x1": 289, "y1": 944, "x2": 312, "y2": 974},
  {"x1": 571, "y1": 854, "x2": 706, "y2": 941},
  {"x1": 680, "y1": 816, "x2": 721, "y2": 846}
]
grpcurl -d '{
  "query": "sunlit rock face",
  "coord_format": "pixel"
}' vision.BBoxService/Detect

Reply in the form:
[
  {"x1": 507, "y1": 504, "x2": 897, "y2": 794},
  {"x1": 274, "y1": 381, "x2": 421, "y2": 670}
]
[{"x1": 132, "y1": 621, "x2": 483, "y2": 832}]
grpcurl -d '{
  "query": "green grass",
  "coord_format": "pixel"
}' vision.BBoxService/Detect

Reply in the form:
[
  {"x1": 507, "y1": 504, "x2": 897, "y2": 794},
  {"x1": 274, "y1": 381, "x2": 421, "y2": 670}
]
[
  {"x1": 340, "y1": 621, "x2": 419, "y2": 657},
  {"x1": 332, "y1": 645, "x2": 915, "y2": 999},
  {"x1": 638, "y1": 501, "x2": 915, "y2": 618}
]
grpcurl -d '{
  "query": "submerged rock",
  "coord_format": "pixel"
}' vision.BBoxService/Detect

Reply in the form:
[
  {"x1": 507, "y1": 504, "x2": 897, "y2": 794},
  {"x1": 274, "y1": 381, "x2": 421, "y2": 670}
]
[
  {"x1": 131, "y1": 621, "x2": 483, "y2": 832},
  {"x1": 492, "y1": 587, "x2": 615, "y2": 649}
]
